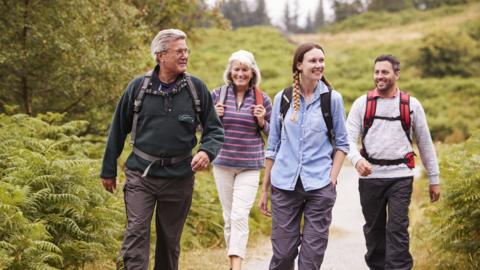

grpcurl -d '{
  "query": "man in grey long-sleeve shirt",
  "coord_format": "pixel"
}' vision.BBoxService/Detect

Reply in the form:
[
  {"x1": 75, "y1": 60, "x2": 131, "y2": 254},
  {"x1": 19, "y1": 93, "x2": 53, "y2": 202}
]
[{"x1": 346, "y1": 54, "x2": 440, "y2": 270}]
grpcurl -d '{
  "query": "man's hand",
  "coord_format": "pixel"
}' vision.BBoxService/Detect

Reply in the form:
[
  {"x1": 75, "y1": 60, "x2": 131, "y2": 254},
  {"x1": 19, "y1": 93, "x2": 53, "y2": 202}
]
[
  {"x1": 101, "y1": 178, "x2": 116, "y2": 193},
  {"x1": 429, "y1": 184, "x2": 441, "y2": 202},
  {"x1": 191, "y1": 151, "x2": 210, "y2": 172},
  {"x1": 258, "y1": 190, "x2": 271, "y2": 217},
  {"x1": 355, "y1": 159, "x2": 373, "y2": 177}
]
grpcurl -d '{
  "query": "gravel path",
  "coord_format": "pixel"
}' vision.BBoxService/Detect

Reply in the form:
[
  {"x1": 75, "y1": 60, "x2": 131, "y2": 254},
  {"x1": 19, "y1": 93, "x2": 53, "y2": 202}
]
[{"x1": 244, "y1": 165, "x2": 368, "y2": 270}]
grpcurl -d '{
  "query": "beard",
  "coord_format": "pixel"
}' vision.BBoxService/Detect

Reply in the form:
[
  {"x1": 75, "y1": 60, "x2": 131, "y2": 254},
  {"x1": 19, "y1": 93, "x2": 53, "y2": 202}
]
[{"x1": 375, "y1": 79, "x2": 394, "y2": 92}]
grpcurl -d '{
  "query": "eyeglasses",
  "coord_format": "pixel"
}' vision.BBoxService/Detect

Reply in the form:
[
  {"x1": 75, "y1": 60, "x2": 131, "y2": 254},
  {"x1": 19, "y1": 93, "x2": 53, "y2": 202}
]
[{"x1": 163, "y1": 48, "x2": 190, "y2": 57}]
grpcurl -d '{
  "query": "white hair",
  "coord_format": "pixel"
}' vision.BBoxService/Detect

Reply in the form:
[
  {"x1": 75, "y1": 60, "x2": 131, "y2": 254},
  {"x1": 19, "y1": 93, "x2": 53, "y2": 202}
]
[
  {"x1": 150, "y1": 29, "x2": 187, "y2": 62},
  {"x1": 223, "y1": 50, "x2": 262, "y2": 87}
]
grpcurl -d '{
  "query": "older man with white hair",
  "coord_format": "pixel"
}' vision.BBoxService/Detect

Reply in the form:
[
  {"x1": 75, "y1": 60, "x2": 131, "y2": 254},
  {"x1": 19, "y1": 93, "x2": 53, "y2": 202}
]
[{"x1": 100, "y1": 29, "x2": 224, "y2": 270}]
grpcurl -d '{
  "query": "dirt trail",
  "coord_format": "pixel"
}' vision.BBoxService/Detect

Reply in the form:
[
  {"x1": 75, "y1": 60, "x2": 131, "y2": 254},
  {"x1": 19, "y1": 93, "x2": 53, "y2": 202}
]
[{"x1": 243, "y1": 165, "x2": 368, "y2": 270}]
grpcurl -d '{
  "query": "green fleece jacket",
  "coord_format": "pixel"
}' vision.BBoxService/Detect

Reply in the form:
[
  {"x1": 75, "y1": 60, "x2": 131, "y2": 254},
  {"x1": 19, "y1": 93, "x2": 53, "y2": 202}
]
[{"x1": 100, "y1": 67, "x2": 224, "y2": 179}]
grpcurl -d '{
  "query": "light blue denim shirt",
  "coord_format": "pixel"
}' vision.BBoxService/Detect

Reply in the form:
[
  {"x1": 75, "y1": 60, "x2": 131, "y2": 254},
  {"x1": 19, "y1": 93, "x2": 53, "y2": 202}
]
[{"x1": 265, "y1": 81, "x2": 349, "y2": 191}]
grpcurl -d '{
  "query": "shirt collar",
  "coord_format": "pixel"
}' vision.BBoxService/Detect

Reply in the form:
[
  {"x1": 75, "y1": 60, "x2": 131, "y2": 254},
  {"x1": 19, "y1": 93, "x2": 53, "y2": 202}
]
[
  {"x1": 231, "y1": 83, "x2": 254, "y2": 97},
  {"x1": 152, "y1": 64, "x2": 184, "y2": 84},
  {"x1": 371, "y1": 88, "x2": 400, "y2": 98},
  {"x1": 311, "y1": 80, "x2": 329, "y2": 100}
]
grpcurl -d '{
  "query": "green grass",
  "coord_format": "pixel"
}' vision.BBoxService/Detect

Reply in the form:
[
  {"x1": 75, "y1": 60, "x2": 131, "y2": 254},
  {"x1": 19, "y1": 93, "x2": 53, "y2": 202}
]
[
  {"x1": 189, "y1": 26, "x2": 295, "y2": 96},
  {"x1": 321, "y1": 4, "x2": 465, "y2": 33}
]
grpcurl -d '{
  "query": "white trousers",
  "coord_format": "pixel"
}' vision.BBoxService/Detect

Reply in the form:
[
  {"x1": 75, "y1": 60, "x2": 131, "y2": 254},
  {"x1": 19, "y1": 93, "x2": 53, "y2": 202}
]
[{"x1": 213, "y1": 165, "x2": 260, "y2": 259}]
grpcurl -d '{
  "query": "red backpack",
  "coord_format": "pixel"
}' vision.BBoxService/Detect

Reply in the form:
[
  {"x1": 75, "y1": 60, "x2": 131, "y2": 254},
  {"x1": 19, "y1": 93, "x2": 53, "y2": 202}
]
[{"x1": 360, "y1": 90, "x2": 415, "y2": 169}]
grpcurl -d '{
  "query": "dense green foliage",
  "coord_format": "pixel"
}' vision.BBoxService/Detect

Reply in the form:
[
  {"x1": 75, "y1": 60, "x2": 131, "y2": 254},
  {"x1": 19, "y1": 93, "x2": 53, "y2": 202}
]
[
  {"x1": 189, "y1": 27, "x2": 295, "y2": 93},
  {"x1": 0, "y1": 0, "x2": 225, "y2": 133},
  {"x1": 411, "y1": 131, "x2": 480, "y2": 269},
  {"x1": 131, "y1": 0, "x2": 227, "y2": 36},
  {"x1": 418, "y1": 29, "x2": 480, "y2": 77},
  {"x1": 0, "y1": 113, "x2": 124, "y2": 269},
  {"x1": 0, "y1": 0, "x2": 148, "y2": 118},
  {"x1": 324, "y1": 5, "x2": 464, "y2": 33}
]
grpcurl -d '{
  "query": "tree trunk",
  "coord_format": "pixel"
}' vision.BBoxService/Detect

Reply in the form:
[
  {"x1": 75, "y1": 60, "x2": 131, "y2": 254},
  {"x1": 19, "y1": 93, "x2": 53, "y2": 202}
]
[{"x1": 22, "y1": 0, "x2": 32, "y2": 115}]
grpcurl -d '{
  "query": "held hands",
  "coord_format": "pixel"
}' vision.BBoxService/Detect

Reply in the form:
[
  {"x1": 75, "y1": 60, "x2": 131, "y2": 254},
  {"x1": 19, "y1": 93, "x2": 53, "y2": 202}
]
[
  {"x1": 253, "y1": 104, "x2": 266, "y2": 128},
  {"x1": 191, "y1": 151, "x2": 210, "y2": 172},
  {"x1": 101, "y1": 178, "x2": 116, "y2": 193},
  {"x1": 214, "y1": 103, "x2": 224, "y2": 117},
  {"x1": 355, "y1": 159, "x2": 373, "y2": 177},
  {"x1": 429, "y1": 184, "x2": 441, "y2": 202}
]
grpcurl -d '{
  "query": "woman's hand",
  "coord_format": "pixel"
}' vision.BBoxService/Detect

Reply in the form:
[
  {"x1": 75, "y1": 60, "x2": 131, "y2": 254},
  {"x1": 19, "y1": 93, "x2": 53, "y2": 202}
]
[
  {"x1": 215, "y1": 103, "x2": 224, "y2": 117},
  {"x1": 253, "y1": 104, "x2": 266, "y2": 128},
  {"x1": 258, "y1": 189, "x2": 271, "y2": 217},
  {"x1": 330, "y1": 178, "x2": 337, "y2": 187}
]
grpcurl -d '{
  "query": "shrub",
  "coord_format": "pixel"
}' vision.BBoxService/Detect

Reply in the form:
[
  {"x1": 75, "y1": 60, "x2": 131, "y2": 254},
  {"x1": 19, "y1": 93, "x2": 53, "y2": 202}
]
[
  {"x1": 417, "y1": 30, "x2": 480, "y2": 77},
  {"x1": 464, "y1": 19, "x2": 480, "y2": 40},
  {"x1": 411, "y1": 131, "x2": 480, "y2": 269}
]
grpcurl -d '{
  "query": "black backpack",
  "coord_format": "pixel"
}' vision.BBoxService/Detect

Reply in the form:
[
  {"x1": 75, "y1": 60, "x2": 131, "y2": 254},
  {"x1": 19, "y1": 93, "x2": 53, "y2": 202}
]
[
  {"x1": 279, "y1": 86, "x2": 334, "y2": 146},
  {"x1": 128, "y1": 70, "x2": 201, "y2": 177},
  {"x1": 130, "y1": 70, "x2": 201, "y2": 145}
]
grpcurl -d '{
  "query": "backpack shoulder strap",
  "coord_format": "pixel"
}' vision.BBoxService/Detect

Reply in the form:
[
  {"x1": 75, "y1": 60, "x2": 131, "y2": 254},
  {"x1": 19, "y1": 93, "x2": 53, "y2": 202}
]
[
  {"x1": 362, "y1": 89, "x2": 377, "y2": 140},
  {"x1": 131, "y1": 70, "x2": 153, "y2": 145},
  {"x1": 399, "y1": 91, "x2": 412, "y2": 143},
  {"x1": 280, "y1": 87, "x2": 293, "y2": 124},
  {"x1": 253, "y1": 87, "x2": 265, "y2": 131},
  {"x1": 254, "y1": 86, "x2": 264, "y2": 106},
  {"x1": 219, "y1": 85, "x2": 228, "y2": 105},
  {"x1": 184, "y1": 73, "x2": 202, "y2": 128},
  {"x1": 320, "y1": 87, "x2": 334, "y2": 145}
]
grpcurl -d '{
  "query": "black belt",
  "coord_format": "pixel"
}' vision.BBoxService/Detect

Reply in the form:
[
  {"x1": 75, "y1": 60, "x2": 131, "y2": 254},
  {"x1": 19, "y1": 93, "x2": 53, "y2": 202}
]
[
  {"x1": 365, "y1": 157, "x2": 408, "y2": 166},
  {"x1": 133, "y1": 147, "x2": 192, "y2": 177}
]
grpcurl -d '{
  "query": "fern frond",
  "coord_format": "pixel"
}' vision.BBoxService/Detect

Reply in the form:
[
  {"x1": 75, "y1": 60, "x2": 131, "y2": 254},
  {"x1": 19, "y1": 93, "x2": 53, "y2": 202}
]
[
  {"x1": 28, "y1": 175, "x2": 59, "y2": 190},
  {"x1": 50, "y1": 217, "x2": 89, "y2": 239},
  {"x1": 0, "y1": 241, "x2": 15, "y2": 251},
  {"x1": 52, "y1": 159, "x2": 97, "y2": 169},
  {"x1": 33, "y1": 240, "x2": 62, "y2": 254}
]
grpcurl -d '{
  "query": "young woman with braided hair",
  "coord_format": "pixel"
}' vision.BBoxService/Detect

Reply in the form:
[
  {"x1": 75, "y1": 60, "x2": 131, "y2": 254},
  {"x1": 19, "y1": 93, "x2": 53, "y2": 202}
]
[{"x1": 259, "y1": 43, "x2": 349, "y2": 270}]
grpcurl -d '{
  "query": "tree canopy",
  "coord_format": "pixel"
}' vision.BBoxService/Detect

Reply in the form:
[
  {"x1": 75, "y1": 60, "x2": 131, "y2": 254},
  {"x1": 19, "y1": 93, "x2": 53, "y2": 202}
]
[{"x1": 0, "y1": 0, "x2": 225, "y2": 126}]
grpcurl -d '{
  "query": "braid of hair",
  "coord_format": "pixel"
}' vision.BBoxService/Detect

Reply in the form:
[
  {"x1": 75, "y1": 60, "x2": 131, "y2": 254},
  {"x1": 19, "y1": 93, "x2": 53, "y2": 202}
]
[{"x1": 290, "y1": 71, "x2": 301, "y2": 122}]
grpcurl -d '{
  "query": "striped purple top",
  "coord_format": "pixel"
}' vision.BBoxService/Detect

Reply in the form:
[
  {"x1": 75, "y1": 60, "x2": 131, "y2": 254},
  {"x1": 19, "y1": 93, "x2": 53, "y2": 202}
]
[{"x1": 211, "y1": 84, "x2": 272, "y2": 169}]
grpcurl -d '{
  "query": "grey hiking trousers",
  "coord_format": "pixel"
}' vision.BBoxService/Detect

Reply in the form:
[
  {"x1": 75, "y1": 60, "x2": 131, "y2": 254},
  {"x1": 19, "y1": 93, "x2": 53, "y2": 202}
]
[
  {"x1": 269, "y1": 179, "x2": 336, "y2": 270},
  {"x1": 118, "y1": 169, "x2": 194, "y2": 270}
]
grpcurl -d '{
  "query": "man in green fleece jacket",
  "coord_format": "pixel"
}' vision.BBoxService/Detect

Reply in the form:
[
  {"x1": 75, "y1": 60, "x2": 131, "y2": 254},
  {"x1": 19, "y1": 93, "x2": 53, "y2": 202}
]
[{"x1": 100, "y1": 29, "x2": 224, "y2": 270}]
